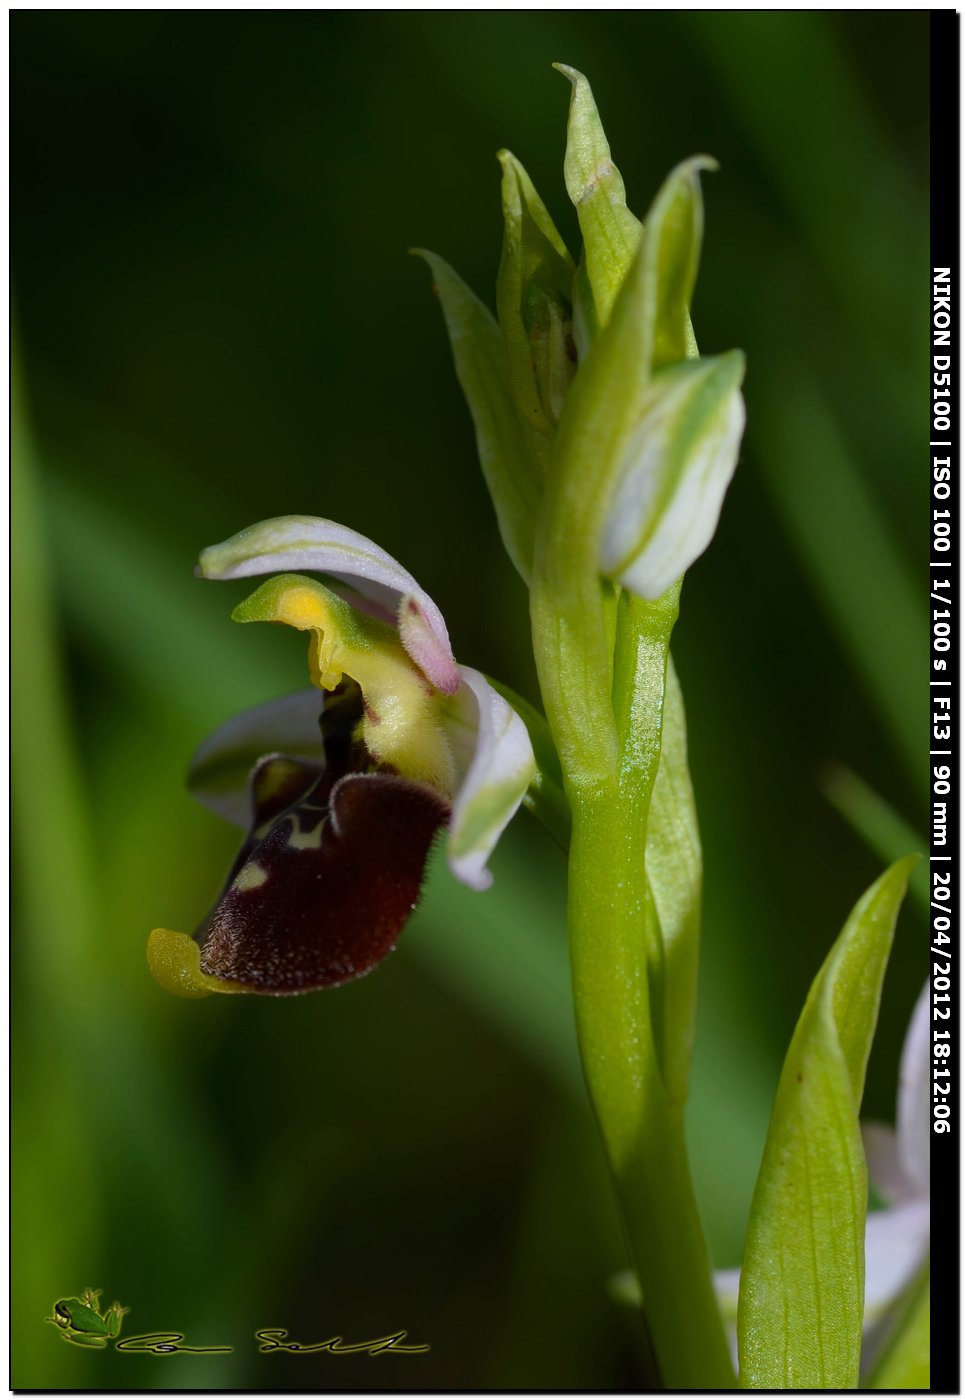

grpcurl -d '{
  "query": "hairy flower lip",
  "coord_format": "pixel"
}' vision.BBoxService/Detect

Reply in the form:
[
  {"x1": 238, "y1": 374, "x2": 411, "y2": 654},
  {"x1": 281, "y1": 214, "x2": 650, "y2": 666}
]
[
  {"x1": 195, "y1": 767, "x2": 452, "y2": 995},
  {"x1": 151, "y1": 756, "x2": 452, "y2": 998}
]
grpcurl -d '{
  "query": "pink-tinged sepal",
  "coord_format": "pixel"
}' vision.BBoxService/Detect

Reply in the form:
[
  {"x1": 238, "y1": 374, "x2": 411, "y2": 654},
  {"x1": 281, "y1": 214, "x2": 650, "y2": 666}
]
[
  {"x1": 197, "y1": 515, "x2": 458, "y2": 693},
  {"x1": 398, "y1": 594, "x2": 460, "y2": 695}
]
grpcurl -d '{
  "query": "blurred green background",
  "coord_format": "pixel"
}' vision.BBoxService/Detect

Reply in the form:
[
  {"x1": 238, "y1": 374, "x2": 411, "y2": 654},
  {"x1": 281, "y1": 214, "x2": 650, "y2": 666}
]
[{"x1": 12, "y1": 12, "x2": 929, "y2": 1389}]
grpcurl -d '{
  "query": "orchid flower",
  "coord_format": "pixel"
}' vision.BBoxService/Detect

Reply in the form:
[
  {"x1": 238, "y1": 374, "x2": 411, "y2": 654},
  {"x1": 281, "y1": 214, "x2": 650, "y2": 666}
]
[{"x1": 148, "y1": 515, "x2": 535, "y2": 998}]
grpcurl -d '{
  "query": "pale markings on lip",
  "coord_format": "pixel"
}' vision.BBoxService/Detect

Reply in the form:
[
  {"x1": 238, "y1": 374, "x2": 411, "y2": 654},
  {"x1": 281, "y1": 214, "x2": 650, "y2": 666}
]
[
  {"x1": 234, "y1": 862, "x2": 268, "y2": 891},
  {"x1": 286, "y1": 817, "x2": 326, "y2": 850}
]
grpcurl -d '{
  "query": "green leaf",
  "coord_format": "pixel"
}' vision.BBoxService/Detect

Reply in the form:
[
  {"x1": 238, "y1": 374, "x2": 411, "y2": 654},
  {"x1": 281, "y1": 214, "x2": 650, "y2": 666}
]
[
  {"x1": 414, "y1": 249, "x2": 539, "y2": 582},
  {"x1": 496, "y1": 150, "x2": 576, "y2": 469},
  {"x1": 645, "y1": 653, "x2": 701, "y2": 1109},
  {"x1": 867, "y1": 1265, "x2": 930, "y2": 1390},
  {"x1": 737, "y1": 857, "x2": 916, "y2": 1389},
  {"x1": 608, "y1": 604, "x2": 702, "y2": 1112},
  {"x1": 555, "y1": 64, "x2": 642, "y2": 326}
]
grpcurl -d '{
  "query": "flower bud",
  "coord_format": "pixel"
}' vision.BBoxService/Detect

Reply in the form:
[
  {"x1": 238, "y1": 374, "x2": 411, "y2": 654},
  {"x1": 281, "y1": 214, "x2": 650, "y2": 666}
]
[{"x1": 599, "y1": 351, "x2": 746, "y2": 599}]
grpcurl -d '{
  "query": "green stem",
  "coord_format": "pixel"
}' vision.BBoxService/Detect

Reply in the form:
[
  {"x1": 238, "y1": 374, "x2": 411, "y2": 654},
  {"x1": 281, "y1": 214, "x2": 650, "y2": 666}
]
[
  {"x1": 567, "y1": 790, "x2": 734, "y2": 1389},
  {"x1": 530, "y1": 553, "x2": 732, "y2": 1384},
  {"x1": 528, "y1": 257, "x2": 731, "y2": 1376}
]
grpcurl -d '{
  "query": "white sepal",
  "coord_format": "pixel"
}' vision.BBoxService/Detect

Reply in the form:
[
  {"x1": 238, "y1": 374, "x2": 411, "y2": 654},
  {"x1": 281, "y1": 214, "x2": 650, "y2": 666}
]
[{"x1": 198, "y1": 515, "x2": 460, "y2": 694}]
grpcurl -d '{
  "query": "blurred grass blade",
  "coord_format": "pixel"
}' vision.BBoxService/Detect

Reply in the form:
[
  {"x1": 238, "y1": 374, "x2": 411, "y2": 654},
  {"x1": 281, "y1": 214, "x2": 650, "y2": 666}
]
[
  {"x1": 755, "y1": 366, "x2": 926, "y2": 798},
  {"x1": 738, "y1": 857, "x2": 916, "y2": 1389},
  {"x1": 12, "y1": 365, "x2": 96, "y2": 995},
  {"x1": 686, "y1": 11, "x2": 925, "y2": 415},
  {"x1": 414, "y1": 249, "x2": 539, "y2": 581},
  {"x1": 415, "y1": 841, "x2": 579, "y2": 1096},
  {"x1": 45, "y1": 472, "x2": 286, "y2": 725},
  {"x1": 821, "y1": 764, "x2": 927, "y2": 916},
  {"x1": 11, "y1": 349, "x2": 100, "y2": 1384},
  {"x1": 866, "y1": 1266, "x2": 930, "y2": 1390}
]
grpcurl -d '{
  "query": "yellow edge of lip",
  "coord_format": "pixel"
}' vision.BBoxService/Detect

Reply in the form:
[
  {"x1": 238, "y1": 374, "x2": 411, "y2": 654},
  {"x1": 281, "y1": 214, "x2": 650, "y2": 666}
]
[{"x1": 147, "y1": 928, "x2": 250, "y2": 999}]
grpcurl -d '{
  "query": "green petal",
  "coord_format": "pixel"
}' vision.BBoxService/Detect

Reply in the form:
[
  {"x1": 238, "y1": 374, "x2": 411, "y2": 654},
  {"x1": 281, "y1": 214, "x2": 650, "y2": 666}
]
[
  {"x1": 414, "y1": 249, "x2": 539, "y2": 582},
  {"x1": 496, "y1": 150, "x2": 576, "y2": 468},
  {"x1": 737, "y1": 857, "x2": 917, "y2": 1389}
]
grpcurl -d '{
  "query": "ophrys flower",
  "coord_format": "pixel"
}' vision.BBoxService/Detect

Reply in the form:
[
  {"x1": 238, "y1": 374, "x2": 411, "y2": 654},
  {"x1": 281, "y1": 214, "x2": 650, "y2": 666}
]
[{"x1": 149, "y1": 516, "x2": 535, "y2": 997}]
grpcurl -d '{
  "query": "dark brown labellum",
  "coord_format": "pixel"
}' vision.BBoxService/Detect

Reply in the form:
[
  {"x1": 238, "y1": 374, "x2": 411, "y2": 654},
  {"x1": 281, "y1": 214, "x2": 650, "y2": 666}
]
[{"x1": 195, "y1": 769, "x2": 450, "y2": 994}]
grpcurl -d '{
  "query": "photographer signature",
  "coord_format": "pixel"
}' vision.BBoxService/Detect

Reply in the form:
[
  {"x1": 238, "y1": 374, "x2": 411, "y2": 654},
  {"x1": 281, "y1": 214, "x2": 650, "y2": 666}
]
[
  {"x1": 113, "y1": 1328, "x2": 429, "y2": 1356},
  {"x1": 47, "y1": 1287, "x2": 429, "y2": 1357}
]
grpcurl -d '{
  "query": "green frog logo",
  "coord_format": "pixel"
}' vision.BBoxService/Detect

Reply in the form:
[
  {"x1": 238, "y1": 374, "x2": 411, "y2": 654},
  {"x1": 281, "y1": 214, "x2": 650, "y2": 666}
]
[{"x1": 46, "y1": 1288, "x2": 128, "y2": 1348}]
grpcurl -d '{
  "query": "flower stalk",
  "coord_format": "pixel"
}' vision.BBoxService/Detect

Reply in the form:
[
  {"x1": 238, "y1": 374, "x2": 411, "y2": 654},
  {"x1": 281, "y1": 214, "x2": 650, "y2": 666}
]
[
  {"x1": 565, "y1": 787, "x2": 735, "y2": 1388},
  {"x1": 533, "y1": 519, "x2": 733, "y2": 1385}
]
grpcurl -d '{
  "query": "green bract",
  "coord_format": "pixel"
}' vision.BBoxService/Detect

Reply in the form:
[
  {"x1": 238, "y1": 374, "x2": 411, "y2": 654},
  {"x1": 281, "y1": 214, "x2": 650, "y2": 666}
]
[
  {"x1": 554, "y1": 63, "x2": 642, "y2": 327},
  {"x1": 420, "y1": 80, "x2": 744, "y2": 624},
  {"x1": 641, "y1": 653, "x2": 701, "y2": 1108},
  {"x1": 496, "y1": 149, "x2": 576, "y2": 469},
  {"x1": 412, "y1": 250, "x2": 538, "y2": 582}
]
